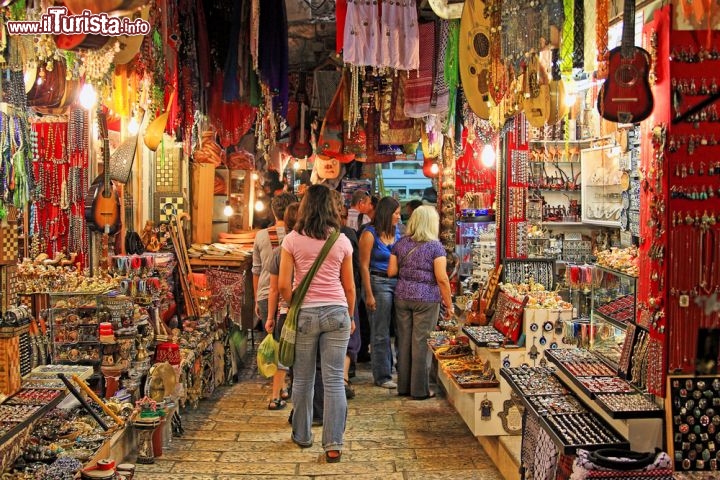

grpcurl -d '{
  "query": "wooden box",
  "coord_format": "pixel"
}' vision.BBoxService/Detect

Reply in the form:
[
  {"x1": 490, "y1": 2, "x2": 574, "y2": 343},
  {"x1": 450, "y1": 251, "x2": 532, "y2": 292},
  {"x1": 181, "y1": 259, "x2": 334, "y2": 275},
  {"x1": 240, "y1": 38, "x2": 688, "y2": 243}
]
[
  {"x1": 0, "y1": 333, "x2": 21, "y2": 395},
  {"x1": 190, "y1": 163, "x2": 215, "y2": 244},
  {"x1": 1, "y1": 265, "x2": 18, "y2": 313}
]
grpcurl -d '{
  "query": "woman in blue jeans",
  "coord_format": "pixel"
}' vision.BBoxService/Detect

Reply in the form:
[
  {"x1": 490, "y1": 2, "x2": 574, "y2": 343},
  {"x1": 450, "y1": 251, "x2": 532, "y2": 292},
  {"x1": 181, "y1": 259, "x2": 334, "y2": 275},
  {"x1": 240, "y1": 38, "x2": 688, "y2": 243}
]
[
  {"x1": 359, "y1": 196, "x2": 401, "y2": 388},
  {"x1": 278, "y1": 185, "x2": 355, "y2": 463}
]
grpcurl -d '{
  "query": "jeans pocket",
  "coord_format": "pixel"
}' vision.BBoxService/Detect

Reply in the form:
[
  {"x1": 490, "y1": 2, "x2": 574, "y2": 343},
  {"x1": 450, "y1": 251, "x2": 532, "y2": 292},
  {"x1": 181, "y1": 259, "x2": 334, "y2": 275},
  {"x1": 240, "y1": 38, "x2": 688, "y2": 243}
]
[
  {"x1": 297, "y1": 309, "x2": 319, "y2": 334},
  {"x1": 320, "y1": 306, "x2": 350, "y2": 332}
]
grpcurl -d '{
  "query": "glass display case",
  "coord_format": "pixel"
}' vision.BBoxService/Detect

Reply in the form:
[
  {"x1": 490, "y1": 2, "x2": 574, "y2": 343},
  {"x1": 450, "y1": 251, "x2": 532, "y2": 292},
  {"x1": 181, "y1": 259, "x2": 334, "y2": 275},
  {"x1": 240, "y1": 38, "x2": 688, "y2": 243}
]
[
  {"x1": 456, "y1": 215, "x2": 495, "y2": 279},
  {"x1": 590, "y1": 265, "x2": 637, "y2": 367},
  {"x1": 48, "y1": 293, "x2": 101, "y2": 366},
  {"x1": 581, "y1": 145, "x2": 625, "y2": 227}
]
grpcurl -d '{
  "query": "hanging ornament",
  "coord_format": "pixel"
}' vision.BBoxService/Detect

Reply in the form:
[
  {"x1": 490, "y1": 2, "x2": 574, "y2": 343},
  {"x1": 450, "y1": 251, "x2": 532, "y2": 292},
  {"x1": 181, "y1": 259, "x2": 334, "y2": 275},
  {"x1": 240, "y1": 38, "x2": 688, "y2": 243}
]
[{"x1": 480, "y1": 397, "x2": 493, "y2": 420}]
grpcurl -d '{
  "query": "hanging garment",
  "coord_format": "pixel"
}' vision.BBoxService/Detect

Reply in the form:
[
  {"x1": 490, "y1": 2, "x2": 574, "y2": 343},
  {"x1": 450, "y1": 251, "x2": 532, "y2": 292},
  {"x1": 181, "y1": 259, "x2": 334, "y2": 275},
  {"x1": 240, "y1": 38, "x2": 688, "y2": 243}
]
[
  {"x1": 258, "y1": 0, "x2": 289, "y2": 117},
  {"x1": 404, "y1": 21, "x2": 435, "y2": 118},
  {"x1": 336, "y1": 0, "x2": 348, "y2": 54},
  {"x1": 379, "y1": 0, "x2": 419, "y2": 70},
  {"x1": 429, "y1": 20, "x2": 451, "y2": 115},
  {"x1": 311, "y1": 70, "x2": 342, "y2": 119},
  {"x1": 343, "y1": 0, "x2": 380, "y2": 66}
]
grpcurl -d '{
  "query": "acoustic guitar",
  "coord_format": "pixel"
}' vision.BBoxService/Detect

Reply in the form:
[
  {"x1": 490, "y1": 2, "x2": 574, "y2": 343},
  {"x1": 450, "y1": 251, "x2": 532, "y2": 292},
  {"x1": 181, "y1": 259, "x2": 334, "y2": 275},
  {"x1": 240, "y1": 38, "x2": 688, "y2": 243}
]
[
  {"x1": 522, "y1": 52, "x2": 551, "y2": 128},
  {"x1": 459, "y1": 0, "x2": 491, "y2": 119},
  {"x1": 596, "y1": 0, "x2": 653, "y2": 124},
  {"x1": 85, "y1": 110, "x2": 121, "y2": 235}
]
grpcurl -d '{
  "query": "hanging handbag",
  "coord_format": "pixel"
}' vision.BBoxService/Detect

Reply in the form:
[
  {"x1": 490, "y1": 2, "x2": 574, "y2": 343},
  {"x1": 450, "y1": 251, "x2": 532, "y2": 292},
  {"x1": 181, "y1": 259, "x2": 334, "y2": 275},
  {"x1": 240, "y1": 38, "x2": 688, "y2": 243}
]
[{"x1": 278, "y1": 231, "x2": 341, "y2": 367}]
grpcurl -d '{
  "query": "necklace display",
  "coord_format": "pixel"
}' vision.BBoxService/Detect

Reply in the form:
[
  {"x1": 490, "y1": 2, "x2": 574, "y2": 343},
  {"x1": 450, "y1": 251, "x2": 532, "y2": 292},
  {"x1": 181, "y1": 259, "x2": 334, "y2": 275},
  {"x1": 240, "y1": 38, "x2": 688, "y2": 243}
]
[{"x1": 29, "y1": 110, "x2": 88, "y2": 268}]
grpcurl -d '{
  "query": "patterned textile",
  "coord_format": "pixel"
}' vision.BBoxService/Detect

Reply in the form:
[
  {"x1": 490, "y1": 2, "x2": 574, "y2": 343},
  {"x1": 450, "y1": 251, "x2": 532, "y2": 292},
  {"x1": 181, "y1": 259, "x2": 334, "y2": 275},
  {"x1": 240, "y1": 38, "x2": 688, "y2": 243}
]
[
  {"x1": 534, "y1": 421, "x2": 560, "y2": 480},
  {"x1": 343, "y1": 0, "x2": 380, "y2": 66},
  {"x1": 379, "y1": 0, "x2": 419, "y2": 70},
  {"x1": 392, "y1": 237, "x2": 446, "y2": 303},
  {"x1": 207, "y1": 269, "x2": 246, "y2": 315},
  {"x1": 430, "y1": 20, "x2": 451, "y2": 115},
  {"x1": 404, "y1": 22, "x2": 435, "y2": 118},
  {"x1": 521, "y1": 410, "x2": 541, "y2": 479}
]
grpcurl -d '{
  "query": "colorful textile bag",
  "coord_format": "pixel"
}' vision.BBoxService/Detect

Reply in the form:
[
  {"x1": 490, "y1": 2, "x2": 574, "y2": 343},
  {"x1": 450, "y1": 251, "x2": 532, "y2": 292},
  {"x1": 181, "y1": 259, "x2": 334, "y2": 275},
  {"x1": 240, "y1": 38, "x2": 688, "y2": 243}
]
[
  {"x1": 570, "y1": 449, "x2": 673, "y2": 480},
  {"x1": 278, "y1": 231, "x2": 340, "y2": 367}
]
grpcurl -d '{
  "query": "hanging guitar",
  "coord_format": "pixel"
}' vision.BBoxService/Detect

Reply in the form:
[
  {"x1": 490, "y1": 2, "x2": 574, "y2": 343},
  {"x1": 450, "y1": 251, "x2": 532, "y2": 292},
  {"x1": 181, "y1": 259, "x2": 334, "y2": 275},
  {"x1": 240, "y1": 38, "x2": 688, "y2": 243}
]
[
  {"x1": 459, "y1": 0, "x2": 492, "y2": 119},
  {"x1": 290, "y1": 72, "x2": 312, "y2": 159},
  {"x1": 596, "y1": 0, "x2": 653, "y2": 123},
  {"x1": 85, "y1": 109, "x2": 121, "y2": 235}
]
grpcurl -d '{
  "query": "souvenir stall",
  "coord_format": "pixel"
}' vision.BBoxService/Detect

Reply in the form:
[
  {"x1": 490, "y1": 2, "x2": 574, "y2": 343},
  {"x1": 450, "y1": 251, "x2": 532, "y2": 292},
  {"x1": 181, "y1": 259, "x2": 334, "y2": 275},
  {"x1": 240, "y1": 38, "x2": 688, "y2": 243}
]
[{"x1": 0, "y1": 0, "x2": 717, "y2": 477}]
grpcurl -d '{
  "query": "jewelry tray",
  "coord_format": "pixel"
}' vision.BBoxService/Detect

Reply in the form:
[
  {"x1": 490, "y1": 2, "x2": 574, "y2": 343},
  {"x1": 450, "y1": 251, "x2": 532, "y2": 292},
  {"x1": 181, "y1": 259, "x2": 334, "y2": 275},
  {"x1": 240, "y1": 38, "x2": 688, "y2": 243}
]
[
  {"x1": 0, "y1": 387, "x2": 64, "y2": 446},
  {"x1": 544, "y1": 349, "x2": 664, "y2": 419},
  {"x1": 501, "y1": 366, "x2": 630, "y2": 454}
]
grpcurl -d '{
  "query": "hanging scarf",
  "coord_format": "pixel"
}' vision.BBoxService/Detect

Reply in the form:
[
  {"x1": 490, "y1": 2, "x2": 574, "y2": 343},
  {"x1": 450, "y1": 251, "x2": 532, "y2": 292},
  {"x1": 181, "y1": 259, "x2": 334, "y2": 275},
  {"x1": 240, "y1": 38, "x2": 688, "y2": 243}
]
[
  {"x1": 258, "y1": 0, "x2": 289, "y2": 118},
  {"x1": 443, "y1": 20, "x2": 460, "y2": 135}
]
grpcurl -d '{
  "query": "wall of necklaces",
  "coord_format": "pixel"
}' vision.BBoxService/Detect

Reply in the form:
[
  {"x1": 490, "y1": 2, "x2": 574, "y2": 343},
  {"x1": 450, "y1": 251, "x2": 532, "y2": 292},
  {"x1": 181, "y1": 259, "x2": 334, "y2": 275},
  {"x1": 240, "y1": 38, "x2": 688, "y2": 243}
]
[
  {"x1": 28, "y1": 109, "x2": 89, "y2": 269},
  {"x1": 504, "y1": 116, "x2": 529, "y2": 259},
  {"x1": 637, "y1": 4, "x2": 720, "y2": 407}
]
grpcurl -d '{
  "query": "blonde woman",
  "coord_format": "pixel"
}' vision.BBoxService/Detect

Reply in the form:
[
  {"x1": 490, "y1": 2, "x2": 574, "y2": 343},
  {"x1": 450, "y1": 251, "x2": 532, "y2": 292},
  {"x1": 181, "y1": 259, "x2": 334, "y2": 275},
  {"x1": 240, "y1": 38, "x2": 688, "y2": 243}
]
[{"x1": 387, "y1": 206, "x2": 452, "y2": 399}]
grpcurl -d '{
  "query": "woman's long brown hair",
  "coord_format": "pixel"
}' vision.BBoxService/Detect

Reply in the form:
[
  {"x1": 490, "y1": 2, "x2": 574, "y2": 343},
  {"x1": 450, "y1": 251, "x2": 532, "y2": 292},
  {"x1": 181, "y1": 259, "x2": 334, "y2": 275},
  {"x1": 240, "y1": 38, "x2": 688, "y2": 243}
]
[
  {"x1": 373, "y1": 196, "x2": 400, "y2": 238},
  {"x1": 294, "y1": 184, "x2": 341, "y2": 239}
]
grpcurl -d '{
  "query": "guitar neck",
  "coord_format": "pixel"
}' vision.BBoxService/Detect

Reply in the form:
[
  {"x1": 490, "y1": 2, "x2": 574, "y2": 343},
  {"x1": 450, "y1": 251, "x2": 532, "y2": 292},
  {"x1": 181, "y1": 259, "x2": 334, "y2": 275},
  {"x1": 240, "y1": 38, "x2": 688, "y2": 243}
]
[
  {"x1": 621, "y1": 0, "x2": 636, "y2": 56},
  {"x1": 103, "y1": 138, "x2": 110, "y2": 197}
]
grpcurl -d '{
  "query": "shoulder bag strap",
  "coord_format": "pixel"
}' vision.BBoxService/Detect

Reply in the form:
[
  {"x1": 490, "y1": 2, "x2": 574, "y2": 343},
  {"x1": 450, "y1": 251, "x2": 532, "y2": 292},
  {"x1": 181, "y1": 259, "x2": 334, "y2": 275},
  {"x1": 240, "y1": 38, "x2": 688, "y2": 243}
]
[
  {"x1": 399, "y1": 242, "x2": 423, "y2": 268},
  {"x1": 289, "y1": 230, "x2": 341, "y2": 309}
]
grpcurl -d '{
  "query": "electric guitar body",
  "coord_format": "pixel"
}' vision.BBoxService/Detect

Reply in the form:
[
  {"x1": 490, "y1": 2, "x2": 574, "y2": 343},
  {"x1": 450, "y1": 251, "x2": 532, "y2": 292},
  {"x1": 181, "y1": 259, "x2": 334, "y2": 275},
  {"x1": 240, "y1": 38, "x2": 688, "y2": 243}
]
[
  {"x1": 459, "y1": 0, "x2": 491, "y2": 119},
  {"x1": 596, "y1": 0, "x2": 654, "y2": 124},
  {"x1": 597, "y1": 46, "x2": 654, "y2": 123}
]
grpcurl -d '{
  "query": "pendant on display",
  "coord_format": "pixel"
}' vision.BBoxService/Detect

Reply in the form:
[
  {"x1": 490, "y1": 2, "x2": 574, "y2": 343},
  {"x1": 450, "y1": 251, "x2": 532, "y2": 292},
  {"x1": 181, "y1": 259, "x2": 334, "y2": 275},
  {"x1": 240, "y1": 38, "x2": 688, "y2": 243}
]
[
  {"x1": 502, "y1": 355, "x2": 511, "y2": 368},
  {"x1": 529, "y1": 337, "x2": 539, "y2": 362},
  {"x1": 480, "y1": 397, "x2": 493, "y2": 421}
]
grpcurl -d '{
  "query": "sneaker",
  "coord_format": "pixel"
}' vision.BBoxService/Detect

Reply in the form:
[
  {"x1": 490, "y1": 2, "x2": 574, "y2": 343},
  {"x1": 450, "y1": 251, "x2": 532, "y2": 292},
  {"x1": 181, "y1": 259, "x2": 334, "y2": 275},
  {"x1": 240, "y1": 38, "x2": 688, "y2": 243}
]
[{"x1": 378, "y1": 380, "x2": 397, "y2": 389}]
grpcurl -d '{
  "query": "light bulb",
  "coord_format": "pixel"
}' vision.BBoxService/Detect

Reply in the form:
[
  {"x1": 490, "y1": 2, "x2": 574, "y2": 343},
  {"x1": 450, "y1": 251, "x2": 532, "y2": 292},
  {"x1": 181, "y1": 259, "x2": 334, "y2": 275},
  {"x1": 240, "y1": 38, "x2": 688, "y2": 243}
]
[
  {"x1": 127, "y1": 117, "x2": 140, "y2": 135},
  {"x1": 35, "y1": 76, "x2": 43, "y2": 86},
  {"x1": 481, "y1": 144, "x2": 495, "y2": 168},
  {"x1": 254, "y1": 199, "x2": 265, "y2": 212},
  {"x1": 430, "y1": 162, "x2": 439, "y2": 175},
  {"x1": 223, "y1": 201, "x2": 234, "y2": 217},
  {"x1": 79, "y1": 83, "x2": 97, "y2": 110},
  {"x1": 251, "y1": 172, "x2": 259, "y2": 181}
]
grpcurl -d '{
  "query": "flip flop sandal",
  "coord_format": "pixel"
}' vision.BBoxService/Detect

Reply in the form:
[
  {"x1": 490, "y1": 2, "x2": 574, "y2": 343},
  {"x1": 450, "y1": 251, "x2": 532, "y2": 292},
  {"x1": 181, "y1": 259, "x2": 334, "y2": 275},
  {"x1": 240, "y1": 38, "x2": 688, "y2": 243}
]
[
  {"x1": 268, "y1": 398, "x2": 287, "y2": 410},
  {"x1": 280, "y1": 388, "x2": 290, "y2": 400}
]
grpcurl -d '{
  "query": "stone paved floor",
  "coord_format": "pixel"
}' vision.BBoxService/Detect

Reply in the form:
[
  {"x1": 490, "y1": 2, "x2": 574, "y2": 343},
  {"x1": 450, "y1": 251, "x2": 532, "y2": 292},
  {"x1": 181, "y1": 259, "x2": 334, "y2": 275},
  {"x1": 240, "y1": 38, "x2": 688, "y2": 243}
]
[{"x1": 135, "y1": 344, "x2": 503, "y2": 479}]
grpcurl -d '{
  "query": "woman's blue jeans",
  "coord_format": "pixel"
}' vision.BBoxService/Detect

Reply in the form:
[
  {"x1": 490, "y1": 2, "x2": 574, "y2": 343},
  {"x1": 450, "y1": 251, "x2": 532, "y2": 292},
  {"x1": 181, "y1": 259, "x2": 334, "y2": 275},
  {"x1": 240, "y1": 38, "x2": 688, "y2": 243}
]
[
  {"x1": 367, "y1": 275, "x2": 397, "y2": 385},
  {"x1": 291, "y1": 305, "x2": 351, "y2": 451}
]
